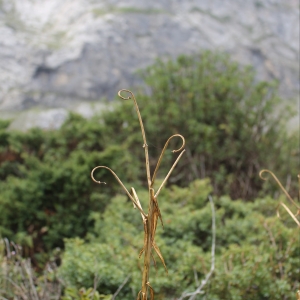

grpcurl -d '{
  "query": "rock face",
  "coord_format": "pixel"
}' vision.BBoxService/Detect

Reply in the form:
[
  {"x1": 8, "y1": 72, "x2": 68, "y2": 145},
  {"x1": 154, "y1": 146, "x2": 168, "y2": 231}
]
[{"x1": 0, "y1": 0, "x2": 299, "y2": 127}]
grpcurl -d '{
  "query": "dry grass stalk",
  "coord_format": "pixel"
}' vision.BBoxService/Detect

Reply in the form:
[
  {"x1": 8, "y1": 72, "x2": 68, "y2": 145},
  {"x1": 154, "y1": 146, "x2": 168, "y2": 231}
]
[
  {"x1": 91, "y1": 89, "x2": 185, "y2": 300},
  {"x1": 0, "y1": 238, "x2": 62, "y2": 300},
  {"x1": 259, "y1": 169, "x2": 300, "y2": 227}
]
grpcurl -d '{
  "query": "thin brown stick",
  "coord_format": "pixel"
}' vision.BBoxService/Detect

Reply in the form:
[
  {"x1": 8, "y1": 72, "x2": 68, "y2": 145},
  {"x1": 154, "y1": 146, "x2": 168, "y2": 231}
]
[
  {"x1": 91, "y1": 90, "x2": 186, "y2": 300},
  {"x1": 259, "y1": 169, "x2": 300, "y2": 209},
  {"x1": 259, "y1": 169, "x2": 300, "y2": 227},
  {"x1": 91, "y1": 166, "x2": 146, "y2": 217},
  {"x1": 131, "y1": 187, "x2": 146, "y2": 222},
  {"x1": 118, "y1": 89, "x2": 151, "y2": 188},
  {"x1": 151, "y1": 134, "x2": 185, "y2": 187},
  {"x1": 155, "y1": 149, "x2": 186, "y2": 198},
  {"x1": 279, "y1": 202, "x2": 300, "y2": 227}
]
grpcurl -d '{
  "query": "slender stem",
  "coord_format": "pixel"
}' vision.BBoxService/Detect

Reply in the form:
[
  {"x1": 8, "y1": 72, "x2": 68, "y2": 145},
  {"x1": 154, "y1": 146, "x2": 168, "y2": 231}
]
[
  {"x1": 118, "y1": 90, "x2": 153, "y2": 299},
  {"x1": 131, "y1": 187, "x2": 146, "y2": 222},
  {"x1": 118, "y1": 89, "x2": 151, "y2": 187},
  {"x1": 151, "y1": 134, "x2": 185, "y2": 187},
  {"x1": 155, "y1": 150, "x2": 186, "y2": 198},
  {"x1": 141, "y1": 192, "x2": 155, "y2": 298},
  {"x1": 91, "y1": 166, "x2": 146, "y2": 217},
  {"x1": 259, "y1": 169, "x2": 300, "y2": 209},
  {"x1": 279, "y1": 202, "x2": 300, "y2": 227},
  {"x1": 92, "y1": 90, "x2": 186, "y2": 300}
]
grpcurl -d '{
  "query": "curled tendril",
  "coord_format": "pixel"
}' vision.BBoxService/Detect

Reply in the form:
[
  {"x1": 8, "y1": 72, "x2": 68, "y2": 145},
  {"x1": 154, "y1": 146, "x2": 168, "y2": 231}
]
[
  {"x1": 91, "y1": 166, "x2": 146, "y2": 217},
  {"x1": 259, "y1": 169, "x2": 300, "y2": 209},
  {"x1": 117, "y1": 89, "x2": 147, "y2": 145},
  {"x1": 260, "y1": 169, "x2": 300, "y2": 227},
  {"x1": 118, "y1": 89, "x2": 151, "y2": 186},
  {"x1": 151, "y1": 134, "x2": 185, "y2": 187},
  {"x1": 118, "y1": 89, "x2": 134, "y2": 100}
]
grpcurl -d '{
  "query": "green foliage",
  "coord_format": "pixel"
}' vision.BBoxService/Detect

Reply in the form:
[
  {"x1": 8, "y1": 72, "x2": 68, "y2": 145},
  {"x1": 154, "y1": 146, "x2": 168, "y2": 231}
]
[
  {"x1": 103, "y1": 51, "x2": 297, "y2": 199},
  {"x1": 62, "y1": 287, "x2": 111, "y2": 300},
  {"x1": 0, "y1": 238, "x2": 62, "y2": 299},
  {"x1": 0, "y1": 50, "x2": 297, "y2": 299},
  {"x1": 0, "y1": 113, "x2": 140, "y2": 260},
  {"x1": 59, "y1": 237, "x2": 133, "y2": 295},
  {"x1": 58, "y1": 180, "x2": 299, "y2": 299}
]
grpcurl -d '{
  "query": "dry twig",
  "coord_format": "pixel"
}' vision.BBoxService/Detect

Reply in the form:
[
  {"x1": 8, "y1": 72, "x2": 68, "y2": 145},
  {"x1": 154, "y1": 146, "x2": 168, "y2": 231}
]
[
  {"x1": 259, "y1": 169, "x2": 300, "y2": 227},
  {"x1": 91, "y1": 89, "x2": 186, "y2": 300}
]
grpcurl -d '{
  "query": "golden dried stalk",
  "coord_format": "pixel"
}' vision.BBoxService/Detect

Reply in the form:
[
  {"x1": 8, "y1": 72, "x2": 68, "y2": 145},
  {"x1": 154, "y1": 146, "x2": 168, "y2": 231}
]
[
  {"x1": 259, "y1": 169, "x2": 300, "y2": 227},
  {"x1": 91, "y1": 89, "x2": 185, "y2": 299}
]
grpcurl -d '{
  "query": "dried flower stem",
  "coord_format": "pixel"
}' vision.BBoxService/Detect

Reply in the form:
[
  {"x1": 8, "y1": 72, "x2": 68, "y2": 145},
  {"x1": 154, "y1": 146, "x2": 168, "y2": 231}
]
[
  {"x1": 91, "y1": 89, "x2": 185, "y2": 299},
  {"x1": 259, "y1": 169, "x2": 300, "y2": 227}
]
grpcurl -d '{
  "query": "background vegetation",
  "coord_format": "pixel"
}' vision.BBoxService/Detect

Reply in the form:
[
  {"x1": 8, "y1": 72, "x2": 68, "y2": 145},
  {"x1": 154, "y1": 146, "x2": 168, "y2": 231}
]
[{"x1": 0, "y1": 51, "x2": 298, "y2": 299}]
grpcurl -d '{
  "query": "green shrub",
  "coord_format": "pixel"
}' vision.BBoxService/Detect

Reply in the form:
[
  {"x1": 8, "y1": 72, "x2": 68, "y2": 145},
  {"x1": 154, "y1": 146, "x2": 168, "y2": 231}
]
[
  {"x1": 0, "y1": 114, "x2": 140, "y2": 261},
  {"x1": 62, "y1": 287, "x2": 111, "y2": 300},
  {"x1": 0, "y1": 238, "x2": 62, "y2": 299},
  {"x1": 0, "y1": 50, "x2": 297, "y2": 267},
  {"x1": 58, "y1": 180, "x2": 299, "y2": 299},
  {"x1": 103, "y1": 51, "x2": 296, "y2": 199}
]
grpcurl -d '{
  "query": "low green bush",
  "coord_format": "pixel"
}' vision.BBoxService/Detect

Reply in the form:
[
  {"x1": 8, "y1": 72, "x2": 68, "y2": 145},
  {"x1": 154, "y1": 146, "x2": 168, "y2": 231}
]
[
  {"x1": 0, "y1": 238, "x2": 62, "y2": 299},
  {"x1": 0, "y1": 50, "x2": 297, "y2": 268},
  {"x1": 58, "y1": 180, "x2": 299, "y2": 299},
  {"x1": 103, "y1": 51, "x2": 297, "y2": 199},
  {"x1": 0, "y1": 114, "x2": 140, "y2": 262}
]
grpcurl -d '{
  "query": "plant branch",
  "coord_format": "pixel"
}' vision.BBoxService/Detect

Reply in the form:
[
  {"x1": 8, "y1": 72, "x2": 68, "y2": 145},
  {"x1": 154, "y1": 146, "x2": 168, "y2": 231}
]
[
  {"x1": 118, "y1": 89, "x2": 151, "y2": 188},
  {"x1": 260, "y1": 169, "x2": 300, "y2": 227},
  {"x1": 259, "y1": 169, "x2": 300, "y2": 209},
  {"x1": 91, "y1": 166, "x2": 147, "y2": 217},
  {"x1": 155, "y1": 149, "x2": 186, "y2": 198},
  {"x1": 151, "y1": 134, "x2": 185, "y2": 187}
]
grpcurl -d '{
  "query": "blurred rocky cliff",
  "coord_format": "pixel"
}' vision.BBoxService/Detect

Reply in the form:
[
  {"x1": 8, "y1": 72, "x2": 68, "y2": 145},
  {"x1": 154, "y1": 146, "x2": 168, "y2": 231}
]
[{"x1": 0, "y1": 0, "x2": 299, "y2": 129}]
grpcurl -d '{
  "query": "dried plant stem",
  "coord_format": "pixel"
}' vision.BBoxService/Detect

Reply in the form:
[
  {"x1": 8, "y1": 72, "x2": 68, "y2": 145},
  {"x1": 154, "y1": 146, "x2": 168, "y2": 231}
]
[
  {"x1": 155, "y1": 149, "x2": 186, "y2": 198},
  {"x1": 259, "y1": 169, "x2": 300, "y2": 227},
  {"x1": 151, "y1": 134, "x2": 185, "y2": 187},
  {"x1": 260, "y1": 169, "x2": 299, "y2": 209},
  {"x1": 119, "y1": 89, "x2": 153, "y2": 299},
  {"x1": 140, "y1": 210, "x2": 153, "y2": 299},
  {"x1": 91, "y1": 90, "x2": 186, "y2": 300},
  {"x1": 91, "y1": 166, "x2": 146, "y2": 217},
  {"x1": 118, "y1": 89, "x2": 152, "y2": 187}
]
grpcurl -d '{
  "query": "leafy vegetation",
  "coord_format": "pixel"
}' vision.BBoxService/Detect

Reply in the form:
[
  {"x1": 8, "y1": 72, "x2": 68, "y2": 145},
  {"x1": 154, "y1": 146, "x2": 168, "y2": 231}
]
[
  {"x1": 0, "y1": 238, "x2": 62, "y2": 299},
  {"x1": 0, "y1": 115, "x2": 140, "y2": 263},
  {"x1": 2, "y1": 180, "x2": 298, "y2": 299},
  {"x1": 58, "y1": 180, "x2": 299, "y2": 299},
  {"x1": 0, "y1": 51, "x2": 298, "y2": 298},
  {"x1": 134, "y1": 52, "x2": 296, "y2": 199}
]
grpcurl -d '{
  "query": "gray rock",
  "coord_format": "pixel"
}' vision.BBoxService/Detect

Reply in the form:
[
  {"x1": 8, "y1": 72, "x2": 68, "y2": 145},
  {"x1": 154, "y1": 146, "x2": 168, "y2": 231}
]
[
  {"x1": 7, "y1": 108, "x2": 69, "y2": 131},
  {"x1": 0, "y1": 0, "x2": 298, "y2": 129}
]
